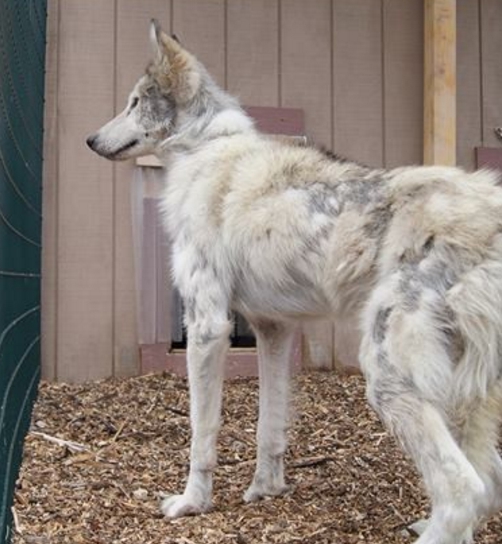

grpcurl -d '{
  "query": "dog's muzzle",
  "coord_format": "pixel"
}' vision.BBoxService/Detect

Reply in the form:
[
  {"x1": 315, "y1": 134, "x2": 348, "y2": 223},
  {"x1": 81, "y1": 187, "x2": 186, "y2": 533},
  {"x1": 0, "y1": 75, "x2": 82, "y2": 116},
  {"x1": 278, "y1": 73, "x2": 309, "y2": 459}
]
[{"x1": 86, "y1": 134, "x2": 139, "y2": 160}]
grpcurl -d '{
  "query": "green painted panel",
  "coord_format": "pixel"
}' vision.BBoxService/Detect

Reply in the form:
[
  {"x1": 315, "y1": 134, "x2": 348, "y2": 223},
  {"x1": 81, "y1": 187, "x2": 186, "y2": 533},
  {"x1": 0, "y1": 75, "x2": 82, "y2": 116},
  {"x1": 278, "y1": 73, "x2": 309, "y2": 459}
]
[{"x1": 0, "y1": 0, "x2": 46, "y2": 542}]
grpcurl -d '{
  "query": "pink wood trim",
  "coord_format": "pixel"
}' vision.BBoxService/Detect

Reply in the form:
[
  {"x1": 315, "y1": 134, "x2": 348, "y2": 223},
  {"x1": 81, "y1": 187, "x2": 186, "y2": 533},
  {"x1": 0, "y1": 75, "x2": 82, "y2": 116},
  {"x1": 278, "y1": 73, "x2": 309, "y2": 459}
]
[
  {"x1": 475, "y1": 147, "x2": 502, "y2": 171},
  {"x1": 136, "y1": 155, "x2": 163, "y2": 168},
  {"x1": 140, "y1": 331, "x2": 303, "y2": 378},
  {"x1": 244, "y1": 106, "x2": 305, "y2": 136}
]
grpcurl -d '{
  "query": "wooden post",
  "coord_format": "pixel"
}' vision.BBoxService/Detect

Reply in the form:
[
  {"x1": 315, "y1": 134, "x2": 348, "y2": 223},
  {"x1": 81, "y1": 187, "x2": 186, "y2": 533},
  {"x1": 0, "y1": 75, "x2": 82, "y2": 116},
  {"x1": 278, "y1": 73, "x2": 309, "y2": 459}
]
[{"x1": 424, "y1": 0, "x2": 456, "y2": 165}]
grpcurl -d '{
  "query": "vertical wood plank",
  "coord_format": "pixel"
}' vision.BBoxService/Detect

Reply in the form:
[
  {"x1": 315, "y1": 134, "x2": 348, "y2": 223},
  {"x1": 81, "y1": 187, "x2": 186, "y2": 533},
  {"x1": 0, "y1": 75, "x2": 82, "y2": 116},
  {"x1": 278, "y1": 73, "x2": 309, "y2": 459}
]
[
  {"x1": 114, "y1": 0, "x2": 171, "y2": 377},
  {"x1": 227, "y1": 0, "x2": 279, "y2": 106},
  {"x1": 41, "y1": 0, "x2": 59, "y2": 381},
  {"x1": 383, "y1": 0, "x2": 424, "y2": 167},
  {"x1": 456, "y1": 0, "x2": 482, "y2": 170},
  {"x1": 423, "y1": 0, "x2": 456, "y2": 166},
  {"x1": 172, "y1": 0, "x2": 225, "y2": 87},
  {"x1": 57, "y1": 0, "x2": 115, "y2": 382},
  {"x1": 281, "y1": 0, "x2": 333, "y2": 369},
  {"x1": 333, "y1": 0, "x2": 383, "y2": 167},
  {"x1": 280, "y1": 0, "x2": 332, "y2": 147},
  {"x1": 480, "y1": 0, "x2": 502, "y2": 147}
]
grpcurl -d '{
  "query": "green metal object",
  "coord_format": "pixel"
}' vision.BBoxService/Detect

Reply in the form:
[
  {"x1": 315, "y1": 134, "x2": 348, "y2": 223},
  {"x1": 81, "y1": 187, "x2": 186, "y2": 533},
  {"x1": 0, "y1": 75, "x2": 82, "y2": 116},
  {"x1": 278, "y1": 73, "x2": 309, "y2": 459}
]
[{"x1": 0, "y1": 0, "x2": 46, "y2": 542}]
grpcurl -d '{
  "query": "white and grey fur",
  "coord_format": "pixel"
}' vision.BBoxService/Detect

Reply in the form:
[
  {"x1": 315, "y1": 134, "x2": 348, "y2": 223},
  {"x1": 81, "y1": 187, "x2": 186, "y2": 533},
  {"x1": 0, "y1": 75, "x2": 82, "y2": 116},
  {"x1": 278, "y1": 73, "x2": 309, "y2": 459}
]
[{"x1": 87, "y1": 20, "x2": 502, "y2": 544}]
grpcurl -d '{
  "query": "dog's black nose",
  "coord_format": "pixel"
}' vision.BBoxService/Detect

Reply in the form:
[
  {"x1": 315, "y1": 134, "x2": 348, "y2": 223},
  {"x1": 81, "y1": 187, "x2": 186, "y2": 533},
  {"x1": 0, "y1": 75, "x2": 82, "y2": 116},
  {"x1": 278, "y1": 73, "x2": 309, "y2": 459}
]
[{"x1": 86, "y1": 134, "x2": 97, "y2": 150}]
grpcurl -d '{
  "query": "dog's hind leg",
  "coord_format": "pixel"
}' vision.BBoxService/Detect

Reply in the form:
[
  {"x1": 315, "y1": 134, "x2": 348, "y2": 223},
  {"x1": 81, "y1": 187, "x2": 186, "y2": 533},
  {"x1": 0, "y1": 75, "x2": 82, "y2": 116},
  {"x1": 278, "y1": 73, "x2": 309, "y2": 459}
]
[
  {"x1": 161, "y1": 292, "x2": 232, "y2": 518},
  {"x1": 459, "y1": 390, "x2": 502, "y2": 521},
  {"x1": 244, "y1": 320, "x2": 295, "y2": 503},
  {"x1": 408, "y1": 370, "x2": 502, "y2": 538},
  {"x1": 368, "y1": 380, "x2": 485, "y2": 544},
  {"x1": 408, "y1": 397, "x2": 502, "y2": 542},
  {"x1": 361, "y1": 307, "x2": 486, "y2": 544}
]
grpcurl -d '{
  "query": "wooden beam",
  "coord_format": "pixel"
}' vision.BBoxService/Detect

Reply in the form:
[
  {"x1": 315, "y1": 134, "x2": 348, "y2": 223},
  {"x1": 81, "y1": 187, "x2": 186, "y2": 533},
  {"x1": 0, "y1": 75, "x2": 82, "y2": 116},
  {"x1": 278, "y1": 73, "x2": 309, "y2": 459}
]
[{"x1": 424, "y1": 0, "x2": 456, "y2": 165}]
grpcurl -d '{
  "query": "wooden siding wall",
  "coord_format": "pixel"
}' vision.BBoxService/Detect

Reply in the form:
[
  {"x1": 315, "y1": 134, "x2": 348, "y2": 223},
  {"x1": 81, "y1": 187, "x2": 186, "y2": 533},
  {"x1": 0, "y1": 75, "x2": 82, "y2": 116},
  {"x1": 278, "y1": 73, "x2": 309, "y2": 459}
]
[
  {"x1": 42, "y1": 0, "x2": 501, "y2": 381},
  {"x1": 457, "y1": 0, "x2": 502, "y2": 169}
]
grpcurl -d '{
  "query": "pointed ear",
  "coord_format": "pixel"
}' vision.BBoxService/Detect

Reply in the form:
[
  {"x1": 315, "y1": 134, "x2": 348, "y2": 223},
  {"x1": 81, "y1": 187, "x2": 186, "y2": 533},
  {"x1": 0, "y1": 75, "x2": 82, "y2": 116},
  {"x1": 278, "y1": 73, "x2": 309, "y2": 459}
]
[
  {"x1": 150, "y1": 19, "x2": 165, "y2": 61},
  {"x1": 150, "y1": 19, "x2": 179, "y2": 62},
  {"x1": 150, "y1": 19, "x2": 185, "y2": 64},
  {"x1": 147, "y1": 20, "x2": 200, "y2": 103}
]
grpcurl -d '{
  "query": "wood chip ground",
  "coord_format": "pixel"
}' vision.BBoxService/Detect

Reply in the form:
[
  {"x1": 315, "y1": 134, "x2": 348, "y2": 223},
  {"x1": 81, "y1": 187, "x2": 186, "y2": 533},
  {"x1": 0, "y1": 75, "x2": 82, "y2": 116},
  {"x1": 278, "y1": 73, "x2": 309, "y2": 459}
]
[{"x1": 12, "y1": 371, "x2": 502, "y2": 543}]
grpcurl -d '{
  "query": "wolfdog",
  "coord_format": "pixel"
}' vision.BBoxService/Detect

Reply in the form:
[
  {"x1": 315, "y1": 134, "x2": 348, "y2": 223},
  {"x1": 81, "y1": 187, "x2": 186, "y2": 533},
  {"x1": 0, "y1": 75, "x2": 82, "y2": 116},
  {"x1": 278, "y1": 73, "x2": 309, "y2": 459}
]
[{"x1": 87, "y1": 20, "x2": 502, "y2": 544}]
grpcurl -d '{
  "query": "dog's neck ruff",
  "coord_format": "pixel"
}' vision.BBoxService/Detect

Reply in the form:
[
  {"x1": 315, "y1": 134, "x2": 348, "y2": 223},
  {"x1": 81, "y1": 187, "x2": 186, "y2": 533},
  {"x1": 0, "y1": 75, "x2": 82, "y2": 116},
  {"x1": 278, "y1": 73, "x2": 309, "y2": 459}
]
[{"x1": 158, "y1": 108, "x2": 255, "y2": 155}]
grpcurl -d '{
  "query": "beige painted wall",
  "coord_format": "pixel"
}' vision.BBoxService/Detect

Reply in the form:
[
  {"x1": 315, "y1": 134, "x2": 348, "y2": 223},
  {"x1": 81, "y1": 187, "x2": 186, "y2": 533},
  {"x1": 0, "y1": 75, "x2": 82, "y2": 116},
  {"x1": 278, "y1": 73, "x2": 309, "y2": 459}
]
[{"x1": 42, "y1": 0, "x2": 502, "y2": 382}]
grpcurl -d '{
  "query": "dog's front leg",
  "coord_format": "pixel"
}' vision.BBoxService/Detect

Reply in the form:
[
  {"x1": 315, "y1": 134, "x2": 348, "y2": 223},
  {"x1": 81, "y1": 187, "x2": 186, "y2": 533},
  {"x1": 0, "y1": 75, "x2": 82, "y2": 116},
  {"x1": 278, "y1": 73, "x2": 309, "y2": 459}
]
[
  {"x1": 244, "y1": 320, "x2": 294, "y2": 503},
  {"x1": 162, "y1": 299, "x2": 231, "y2": 518}
]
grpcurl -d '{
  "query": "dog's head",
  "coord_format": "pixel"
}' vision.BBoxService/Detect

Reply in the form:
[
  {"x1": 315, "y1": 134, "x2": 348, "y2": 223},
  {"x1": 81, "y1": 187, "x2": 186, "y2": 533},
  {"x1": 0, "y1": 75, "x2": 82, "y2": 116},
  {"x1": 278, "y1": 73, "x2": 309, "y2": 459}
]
[{"x1": 86, "y1": 20, "x2": 200, "y2": 160}]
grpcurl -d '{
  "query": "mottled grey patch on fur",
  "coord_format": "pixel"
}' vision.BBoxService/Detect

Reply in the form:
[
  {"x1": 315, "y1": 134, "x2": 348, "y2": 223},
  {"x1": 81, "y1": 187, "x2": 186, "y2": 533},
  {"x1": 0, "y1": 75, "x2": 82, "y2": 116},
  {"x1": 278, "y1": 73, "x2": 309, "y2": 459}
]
[
  {"x1": 185, "y1": 66, "x2": 237, "y2": 122},
  {"x1": 369, "y1": 352, "x2": 418, "y2": 417},
  {"x1": 423, "y1": 260, "x2": 457, "y2": 293},
  {"x1": 335, "y1": 171, "x2": 385, "y2": 208},
  {"x1": 397, "y1": 260, "x2": 420, "y2": 312},
  {"x1": 141, "y1": 84, "x2": 176, "y2": 125},
  {"x1": 398, "y1": 240, "x2": 459, "y2": 313},
  {"x1": 340, "y1": 179, "x2": 377, "y2": 206},
  {"x1": 306, "y1": 185, "x2": 340, "y2": 216},
  {"x1": 303, "y1": 173, "x2": 386, "y2": 221},
  {"x1": 363, "y1": 202, "x2": 393, "y2": 240},
  {"x1": 376, "y1": 347, "x2": 388, "y2": 368},
  {"x1": 442, "y1": 326, "x2": 465, "y2": 364},
  {"x1": 282, "y1": 162, "x2": 302, "y2": 179},
  {"x1": 373, "y1": 306, "x2": 393, "y2": 344},
  {"x1": 437, "y1": 305, "x2": 465, "y2": 365},
  {"x1": 397, "y1": 248, "x2": 467, "y2": 365}
]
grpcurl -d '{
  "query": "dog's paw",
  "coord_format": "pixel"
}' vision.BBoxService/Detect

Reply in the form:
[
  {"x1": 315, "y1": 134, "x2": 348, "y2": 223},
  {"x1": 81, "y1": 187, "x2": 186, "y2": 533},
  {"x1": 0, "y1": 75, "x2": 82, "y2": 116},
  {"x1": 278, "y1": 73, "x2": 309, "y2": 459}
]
[
  {"x1": 161, "y1": 494, "x2": 210, "y2": 518},
  {"x1": 407, "y1": 519, "x2": 428, "y2": 536},
  {"x1": 243, "y1": 482, "x2": 289, "y2": 503}
]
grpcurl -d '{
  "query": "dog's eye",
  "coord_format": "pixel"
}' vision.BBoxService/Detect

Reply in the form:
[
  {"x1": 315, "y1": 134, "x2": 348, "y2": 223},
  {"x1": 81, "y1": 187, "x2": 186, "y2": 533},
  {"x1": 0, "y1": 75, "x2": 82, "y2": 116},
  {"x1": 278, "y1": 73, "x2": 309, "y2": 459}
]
[{"x1": 130, "y1": 97, "x2": 139, "y2": 109}]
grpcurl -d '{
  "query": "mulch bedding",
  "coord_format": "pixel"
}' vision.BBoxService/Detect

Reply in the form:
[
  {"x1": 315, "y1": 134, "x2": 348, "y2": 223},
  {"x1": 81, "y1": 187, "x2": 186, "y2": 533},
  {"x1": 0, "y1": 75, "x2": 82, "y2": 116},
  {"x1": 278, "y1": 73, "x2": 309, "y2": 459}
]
[{"x1": 12, "y1": 371, "x2": 502, "y2": 544}]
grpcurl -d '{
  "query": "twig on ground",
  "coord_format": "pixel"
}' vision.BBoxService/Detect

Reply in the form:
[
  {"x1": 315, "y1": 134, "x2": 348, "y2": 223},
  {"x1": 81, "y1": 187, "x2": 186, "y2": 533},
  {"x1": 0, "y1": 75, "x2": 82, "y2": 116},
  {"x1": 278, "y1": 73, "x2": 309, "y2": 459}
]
[
  {"x1": 29, "y1": 431, "x2": 90, "y2": 453},
  {"x1": 11, "y1": 507, "x2": 22, "y2": 534}
]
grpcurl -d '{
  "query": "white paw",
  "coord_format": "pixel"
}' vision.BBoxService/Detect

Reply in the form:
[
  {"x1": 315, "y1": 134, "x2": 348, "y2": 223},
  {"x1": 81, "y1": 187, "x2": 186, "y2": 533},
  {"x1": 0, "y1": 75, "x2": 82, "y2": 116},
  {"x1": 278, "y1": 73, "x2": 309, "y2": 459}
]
[
  {"x1": 243, "y1": 481, "x2": 289, "y2": 503},
  {"x1": 408, "y1": 519, "x2": 428, "y2": 536},
  {"x1": 161, "y1": 493, "x2": 210, "y2": 518}
]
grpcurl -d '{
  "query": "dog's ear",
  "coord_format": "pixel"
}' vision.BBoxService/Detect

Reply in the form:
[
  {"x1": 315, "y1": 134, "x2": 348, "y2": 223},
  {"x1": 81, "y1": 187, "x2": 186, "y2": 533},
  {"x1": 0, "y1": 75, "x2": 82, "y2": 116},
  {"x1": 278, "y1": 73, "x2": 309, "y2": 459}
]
[
  {"x1": 149, "y1": 19, "x2": 189, "y2": 69},
  {"x1": 150, "y1": 19, "x2": 161, "y2": 60},
  {"x1": 148, "y1": 19, "x2": 200, "y2": 103},
  {"x1": 150, "y1": 19, "x2": 173, "y2": 61}
]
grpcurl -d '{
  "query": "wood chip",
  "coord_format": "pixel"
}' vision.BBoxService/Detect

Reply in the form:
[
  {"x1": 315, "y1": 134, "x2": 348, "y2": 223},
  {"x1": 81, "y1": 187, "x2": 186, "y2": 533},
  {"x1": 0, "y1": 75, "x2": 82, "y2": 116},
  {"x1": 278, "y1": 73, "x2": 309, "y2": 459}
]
[{"x1": 12, "y1": 371, "x2": 502, "y2": 544}]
